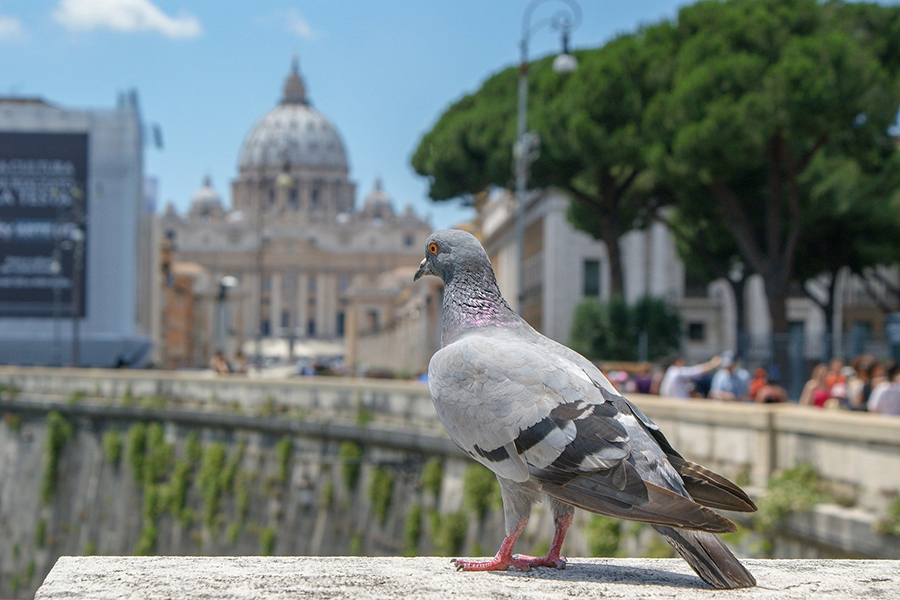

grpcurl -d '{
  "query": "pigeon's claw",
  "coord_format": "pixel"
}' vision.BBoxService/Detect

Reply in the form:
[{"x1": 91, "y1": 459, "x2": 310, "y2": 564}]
[
  {"x1": 514, "y1": 554, "x2": 567, "y2": 570},
  {"x1": 450, "y1": 556, "x2": 533, "y2": 572}
]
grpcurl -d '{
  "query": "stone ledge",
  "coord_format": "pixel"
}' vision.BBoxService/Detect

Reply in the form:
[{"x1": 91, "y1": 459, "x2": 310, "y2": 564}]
[{"x1": 34, "y1": 556, "x2": 899, "y2": 599}]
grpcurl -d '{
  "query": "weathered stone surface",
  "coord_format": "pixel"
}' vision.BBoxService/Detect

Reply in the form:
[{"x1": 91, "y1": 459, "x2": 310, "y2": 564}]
[{"x1": 35, "y1": 556, "x2": 900, "y2": 599}]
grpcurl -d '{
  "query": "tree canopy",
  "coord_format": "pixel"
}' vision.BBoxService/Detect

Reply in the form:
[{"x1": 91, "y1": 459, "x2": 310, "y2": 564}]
[
  {"x1": 411, "y1": 32, "x2": 673, "y2": 295},
  {"x1": 646, "y1": 0, "x2": 900, "y2": 366}
]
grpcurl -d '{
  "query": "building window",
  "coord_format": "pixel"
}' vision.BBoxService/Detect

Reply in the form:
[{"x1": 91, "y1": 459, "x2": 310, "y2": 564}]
[
  {"x1": 288, "y1": 188, "x2": 298, "y2": 207},
  {"x1": 339, "y1": 275, "x2": 350, "y2": 292},
  {"x1": 404, "y1": 233, "x2": 414, "y2": 247},
  {"x1": 688, "y1": 322, "x2": 706, "y2": 341},
  {"x1": 262, "y1": 276, "x2": 271, "y2": 292},
  {"x1": 261, "y1": 319, "x2": 270, "y2": 336},
  {"x1": 308, "y1": 276, "x2": 317, "y2": 292},
  {"x1": 307, "y1": 319, "x2": 316, "y2": 336},
  {"x1": 367, "y1": 310, "x2": 379, "y2": 332},
  {"x1": 583, "y1": 259, "x2": 601, "y2": 297},
  {"x1": 281, "y1": 310, "x2": 290, "y2": 328},
  {"x1": 336, "y1": 312, "x2": 345, "y2": 337},
  {"x1": 311, "y1": 187, "x2": 320, "y2": 207}
]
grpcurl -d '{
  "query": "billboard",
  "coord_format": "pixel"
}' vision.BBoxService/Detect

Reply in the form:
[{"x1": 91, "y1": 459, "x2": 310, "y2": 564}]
[{"x1": 0, "y1": 132, "x2": 88, "y2": 317}]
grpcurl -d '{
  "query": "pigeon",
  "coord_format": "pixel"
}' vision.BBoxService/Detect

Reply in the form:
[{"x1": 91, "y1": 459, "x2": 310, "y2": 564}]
[{"x1": 414, "y1": 229, "x2": 756, "y2": 589}]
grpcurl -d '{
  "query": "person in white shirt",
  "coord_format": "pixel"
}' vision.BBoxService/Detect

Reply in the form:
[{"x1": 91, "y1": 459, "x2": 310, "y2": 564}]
[
  {"x1": 660, "y1": 354, "x2": 722, "y2": 399},
  {"x1": 869, "y1": 364, "x2": 900, "y2": 416}
]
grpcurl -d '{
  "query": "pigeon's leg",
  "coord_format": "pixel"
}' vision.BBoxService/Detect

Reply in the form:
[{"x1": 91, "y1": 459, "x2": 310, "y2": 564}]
[
  {"x1": 452, "y1": 477, "x2": 538, "y2": 572},
  {"x1": 515, "y1": 499, "x2": 574, "y2": 569},
  {"x1": 451, "y1": 518, "x2": 534, "y2": 571}
]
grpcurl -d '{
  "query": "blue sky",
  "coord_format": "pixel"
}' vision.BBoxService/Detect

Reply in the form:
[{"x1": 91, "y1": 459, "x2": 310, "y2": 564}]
[{"x1": 1, "y1": 0, "x2": 695, "y2": 229}]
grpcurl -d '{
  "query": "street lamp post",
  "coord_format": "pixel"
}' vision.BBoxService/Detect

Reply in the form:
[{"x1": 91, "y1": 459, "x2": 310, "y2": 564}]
[
  {"x1": 215, "y1": 276, "x2": 238, "y2": 354},
  {"x1": 515, "y1": 0, "x2": 581, "y2": 315}
]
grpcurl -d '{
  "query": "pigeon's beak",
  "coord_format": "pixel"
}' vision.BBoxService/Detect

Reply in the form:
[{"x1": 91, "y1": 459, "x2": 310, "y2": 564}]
[{"x1": 413, "y1": 257, "x2": 430, "y2": 281}]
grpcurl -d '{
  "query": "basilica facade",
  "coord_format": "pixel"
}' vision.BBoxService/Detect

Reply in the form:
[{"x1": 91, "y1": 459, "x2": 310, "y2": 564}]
[{"x1": 158, "y1": 60, "x2": 431, "y2": 367}]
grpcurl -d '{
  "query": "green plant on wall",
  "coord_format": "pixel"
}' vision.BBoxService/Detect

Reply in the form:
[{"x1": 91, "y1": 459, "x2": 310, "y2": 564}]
[
  {"x1": 421, "y1": 458, "x2": 443, "y2": 499},
  {"x1": 876, "y1": 496, "x2": 900, "y2": 537},
  {"x1": 126, "y1": 423, "x2": 148, "y2": 483},
  {"x1": 463, "y1": 465, "x2": 498, "y2": 519},
  {"x1": 320, "y1": 480, "x2": 335, "y2": 510},
  {"x1": 433, "y1": 511, "x2": 468, "y2": 556},
  {"x1": 404, "y1": 503, "x2": 423, "y2": 556},
  {"x1": 35, "y1": 518, "x2": 47, "y2": 548},
  {"x1": 368, "y1": 467, "x2": 394, "y2": 524},
  {"x1": 276, "y1": 437, "x2": 292, "y2": 485},
  {"x1": 259, "y1": 527, "x2": 276, "y2": 556},
  {"x1": 134, "y1": 523, "x2": 158, "y2": 555},
  {"x1": 338, "y1": 441, "x2": 362, "y2": 490},
  {"x1": 586, "y1": 515, "x2": 621, "y2": 556},
  {"x1": 42, "y1": 411, "x2": 74, "y2": 502},
  {"x1": 756, "y1": 464, "x2": 830, "y2": 532},
  {"x1": 185, "y1": 431, "x2": 202, "y2": 465},
  {"x1": 102, "y1": 430, "x2": 122, "y2": 465},
  {"x1": 199, "y1": 443, "x2": 227, "y2": 528},
  {"x1": 143, "y1": 424, "x2": 172, "y2": 485}
]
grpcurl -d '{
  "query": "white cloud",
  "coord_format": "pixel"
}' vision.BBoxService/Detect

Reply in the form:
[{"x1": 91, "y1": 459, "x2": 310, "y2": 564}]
[
  {"x1": 284, "y1": 8, "x2": 316, "y2": 39},
  {"x1": 53, "y1": 0, "x2": 202, "y2": 39},
  {"x1": 0, "y1": 15, "x2": 26, "y2": 41}
]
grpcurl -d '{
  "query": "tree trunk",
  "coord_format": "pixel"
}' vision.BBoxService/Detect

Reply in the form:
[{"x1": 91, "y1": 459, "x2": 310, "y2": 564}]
[
  {"x1": 728, "y1": 276, "x2": 748, "y2": 358},
  {"x1": 606, "y1": 236, "x2": 625, "y2": 298},
  {"x1": 764, "y1": 279, "x2": 791, "y2": 384}
]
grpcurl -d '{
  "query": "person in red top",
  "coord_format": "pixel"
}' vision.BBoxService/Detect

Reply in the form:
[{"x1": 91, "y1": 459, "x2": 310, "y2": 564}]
[{"x1": 800, "y1": 364, "x2": 830, "y2": 408}]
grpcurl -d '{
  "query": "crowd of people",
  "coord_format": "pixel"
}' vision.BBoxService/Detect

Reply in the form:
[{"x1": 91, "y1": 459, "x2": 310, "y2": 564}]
[
  {"x1": 605, "y1": 352, "x2": 899, "y2": 416},
  {"x1": 798, "y1": 357, "x2": 900, "y2": 415}
]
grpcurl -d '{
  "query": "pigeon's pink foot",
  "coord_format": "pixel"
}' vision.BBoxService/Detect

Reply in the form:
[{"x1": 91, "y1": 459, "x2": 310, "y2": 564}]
[
  {"x1": 515, "y1": 554, "x2": 567, "y2": 569},
  {"x1": 451, "y1": 556, "x2": 533, "y2": 572}
]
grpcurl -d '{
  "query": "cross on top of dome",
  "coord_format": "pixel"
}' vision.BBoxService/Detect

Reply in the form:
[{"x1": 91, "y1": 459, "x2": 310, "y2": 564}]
[{"x1": 282, "y1": 55, "x2": 308, "y2": 106}]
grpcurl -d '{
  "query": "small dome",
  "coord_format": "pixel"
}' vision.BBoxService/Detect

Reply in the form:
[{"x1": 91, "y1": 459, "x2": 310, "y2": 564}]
[
  {"x1": 363, "y1": 178, "x2": 394, "y2": 217},
  {"x1": 238, "y1": 59, "x2": 348, "y2": 172},
  {"x1": 188, "y1": 176, "x2": 224, "y2": 220}
]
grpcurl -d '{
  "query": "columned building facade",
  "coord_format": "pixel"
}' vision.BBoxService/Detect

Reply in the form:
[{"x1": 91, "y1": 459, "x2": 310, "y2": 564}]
[{"x1": 158, "y1": 61, "x2": 430, "y2": 367}]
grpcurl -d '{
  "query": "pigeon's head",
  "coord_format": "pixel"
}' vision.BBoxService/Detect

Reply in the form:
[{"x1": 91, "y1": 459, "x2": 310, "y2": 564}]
[{"x1": 414, "y1": 229, "x2": 490, "y2": 284}]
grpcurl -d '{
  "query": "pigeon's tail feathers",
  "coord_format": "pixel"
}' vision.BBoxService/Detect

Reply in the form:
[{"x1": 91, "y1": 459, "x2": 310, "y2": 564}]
[
  {"x1": 668, "y1": 456, "x2": 757, "y2": 513},
  {"x1": 653, "y1": 525, "x2": 756, "y2": 589},
  {"x1": 542, "y1": 475, "x2": 737, "y2": 534}
]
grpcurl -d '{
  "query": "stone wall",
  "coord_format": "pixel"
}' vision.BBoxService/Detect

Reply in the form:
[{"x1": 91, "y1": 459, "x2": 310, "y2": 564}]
[{"x1": 1, "y1": 367, "x2": 900, "y2": 598}]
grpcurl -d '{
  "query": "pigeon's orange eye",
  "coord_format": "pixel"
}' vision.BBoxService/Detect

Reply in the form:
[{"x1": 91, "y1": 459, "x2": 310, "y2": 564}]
[{"x1": 428, "y1": 242, "x2": 439, "y2": 255}]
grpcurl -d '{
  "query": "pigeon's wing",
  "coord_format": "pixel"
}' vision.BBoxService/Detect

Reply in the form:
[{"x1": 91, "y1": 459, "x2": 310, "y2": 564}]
[{"x1": 428, "y1": 332, "x2": 737, "y2": 533}]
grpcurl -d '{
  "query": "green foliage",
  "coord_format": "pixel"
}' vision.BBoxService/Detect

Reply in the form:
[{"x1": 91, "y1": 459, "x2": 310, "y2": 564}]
[
  {"x1": 168, "y1": 459, "x2": 192, "y2": 515},
  {"x1": 235, "y1": 471, "x2": 250, "y2": 520},
  {"x1": 349, "y1": 532, "x2": 363, "y2": 555},
  {"x1": 9, "y1": 574, "x2": 18, "y2": 595},
  {"x1": 433, "y1": 511, "x2": 468, "y2": 556},
  {"x1": 12, "y1": 542, "x2": 19, "y2": 559},
  {"x1": 25, "y1": 559, "x2": 36, "y2": 583},
  {"x1": 67, "y1": 389, "x2": 87, "y2": 405},
  {"x1": 42, "y1": 411, "x2": 74, "y2": 502},
  {"x1": 320, "y1": 480, "x2": 335, "y2": 509},
  {"x1": 185, "y1": 431, "x2": 202, "y2": 465},
  {"x1": 756, "y1": 464, "x2": 829, "y2": 532},
  {"x1": 586, "y1": 515, "x2": 621, "y2": 556},
  {"x1": 142, "y1": 424, "x2": 172, "y2": 485},
  {"x1": 142, "y1": 484, "x2": 166, "y2": 524},
  {"x1": 0, "y1": 382, "x2": 20, "y2": 399},
  {"x1": 648, "y1": 0, "x2": 900, "y2": 338},
  {"x1": 84, "y1": 541, "x2": 97, "y2": 556},
  {"x1": 876, "y1": 495, "x2": 900, "y2": 536},
  {"x1": 356, "y1": 405, "x2": 373, "y2": 427},
  {"x1": 134, "y1": 524, "x2": 158, "y2": 555},
  {"x1": 275, "y1": 437, "x2": 292, "y2": 485},
  {"x1": 222, "y1": 440, "x2": 245, "y2": 492},
  {"x1": 2, "y1": 412, "x2": 23, "y2": 431},
  {"x1": 421, "y1": 458, "x2": 443, "y2": 498},
  {"x1": 259, "y1": 527, "x2": 276, "y2": 556},
  {"x1": 404, "y1": 504, "x2": 423, "y2": 556},
  {"x1": 35, "y1": 518, "x2": 47, "y2": 547},
  {"x1": 259, "y1": 395, "x2": 278, "y2": 417},
  {"x1": 462, "y1": 465, "x2": 498, "y2": 519},
  {"x1": 338, "y1": 441, "x2": 362, "y2": 490},
  {"x1": 368, "y1": 467, "x2": 394, "y2": 524},
  {"x1": 226, "y1": 522, "x2": 241, "y2": 545},
  {"x1": 126, "y1": 423, "x2": 148, "y2": 483},
  {"x1": 569, "y1": 295, "x2": 681, "y2": 361},
  {"x1": 199, "y1": 443, "x2": 227, "y2": 528},
  {"x1": 102, "y1": 430, "x2": 122, "y2": 465},
  {"x1": 178, "y1": 508, "x2": 195, "y2": 529}
]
